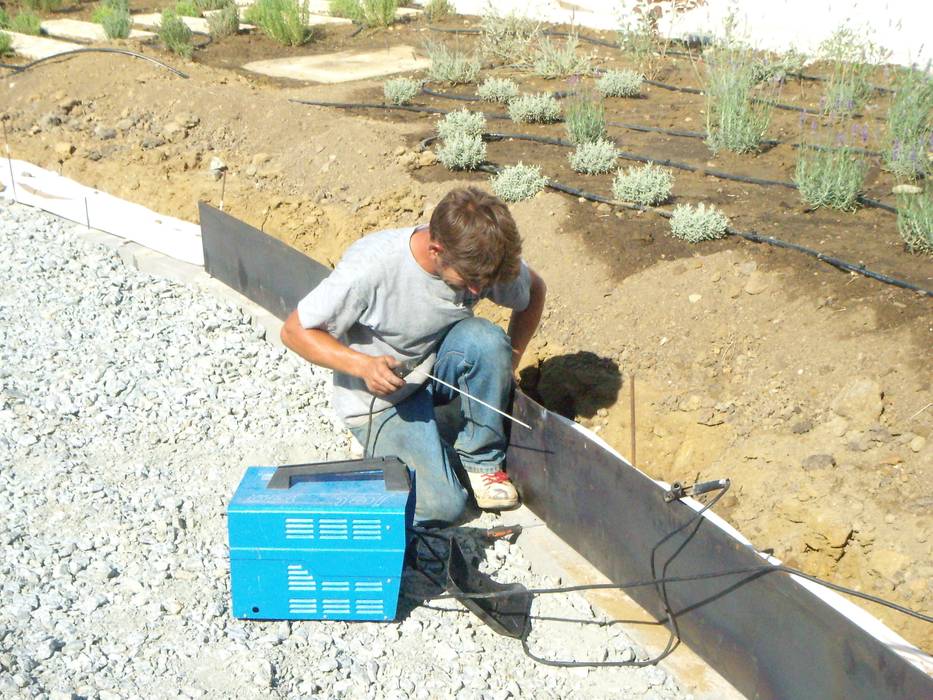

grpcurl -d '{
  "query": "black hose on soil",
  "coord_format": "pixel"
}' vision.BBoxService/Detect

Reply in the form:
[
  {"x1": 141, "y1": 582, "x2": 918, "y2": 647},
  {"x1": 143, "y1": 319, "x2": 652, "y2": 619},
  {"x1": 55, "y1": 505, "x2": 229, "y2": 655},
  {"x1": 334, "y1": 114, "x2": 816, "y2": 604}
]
[
  {"x1": 292, "y1": 100, "x2": 898, "y2": 214},
  {"x1": 0, "y1": 48, "x2": 189, "y2": 78}
]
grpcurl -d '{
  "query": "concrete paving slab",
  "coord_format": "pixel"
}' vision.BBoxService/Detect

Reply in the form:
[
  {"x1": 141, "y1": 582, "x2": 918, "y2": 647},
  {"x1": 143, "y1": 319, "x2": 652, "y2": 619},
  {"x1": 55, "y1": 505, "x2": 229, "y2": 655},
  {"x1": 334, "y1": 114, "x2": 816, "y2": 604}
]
[
  {"x1": 5, "y1": 31, "x2": 82, "y2": 60},
  {"x1": 242, "y1": 44, "x2": 428, "y2": 82},
  {"x1": 42, "y1": 18, "x2": 155, "y2": 42},
  {"x1": 305, "y1": 13, "x2": 353, "y2": 25}
]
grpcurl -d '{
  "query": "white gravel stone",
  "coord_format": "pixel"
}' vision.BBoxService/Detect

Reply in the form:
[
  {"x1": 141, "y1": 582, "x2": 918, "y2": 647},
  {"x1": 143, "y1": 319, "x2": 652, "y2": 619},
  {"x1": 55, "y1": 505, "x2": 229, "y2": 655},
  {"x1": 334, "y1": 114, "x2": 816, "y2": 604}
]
[{"x1": 0, "y1": 202, "x2": 688, "y2": 699}]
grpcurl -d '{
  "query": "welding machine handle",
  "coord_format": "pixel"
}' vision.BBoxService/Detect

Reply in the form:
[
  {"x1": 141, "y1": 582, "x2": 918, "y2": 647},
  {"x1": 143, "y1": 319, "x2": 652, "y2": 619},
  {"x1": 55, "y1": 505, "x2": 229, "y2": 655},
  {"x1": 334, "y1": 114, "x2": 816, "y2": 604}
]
[{"x1": 266, "y1": 456, "x2": 411, "y2": 492}]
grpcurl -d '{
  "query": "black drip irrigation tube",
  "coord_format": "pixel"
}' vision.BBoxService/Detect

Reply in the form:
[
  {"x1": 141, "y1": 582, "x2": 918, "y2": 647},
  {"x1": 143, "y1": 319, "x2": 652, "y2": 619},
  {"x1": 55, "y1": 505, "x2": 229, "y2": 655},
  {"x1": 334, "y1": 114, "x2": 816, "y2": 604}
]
[
  {"x1": 0, "y1": 48, "x2": 189, "y2": 79},
  {"x1": 293, "y1": 98, "x2": 898, "y2": 216}
]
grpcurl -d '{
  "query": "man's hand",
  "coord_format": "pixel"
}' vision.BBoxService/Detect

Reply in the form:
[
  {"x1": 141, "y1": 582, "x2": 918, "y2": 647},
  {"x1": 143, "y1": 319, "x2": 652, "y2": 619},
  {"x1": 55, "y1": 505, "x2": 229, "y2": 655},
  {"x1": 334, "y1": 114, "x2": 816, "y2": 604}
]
[{"x1": 358, "y1": 355, "x2": 405, "y2": 396}]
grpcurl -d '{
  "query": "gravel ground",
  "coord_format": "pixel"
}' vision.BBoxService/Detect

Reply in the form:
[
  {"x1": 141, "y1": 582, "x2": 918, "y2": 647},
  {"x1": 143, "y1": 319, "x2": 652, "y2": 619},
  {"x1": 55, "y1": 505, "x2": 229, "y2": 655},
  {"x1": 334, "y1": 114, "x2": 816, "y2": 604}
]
[{"x1": 0, "y1": 201, "x2": 689, "y2": 700}]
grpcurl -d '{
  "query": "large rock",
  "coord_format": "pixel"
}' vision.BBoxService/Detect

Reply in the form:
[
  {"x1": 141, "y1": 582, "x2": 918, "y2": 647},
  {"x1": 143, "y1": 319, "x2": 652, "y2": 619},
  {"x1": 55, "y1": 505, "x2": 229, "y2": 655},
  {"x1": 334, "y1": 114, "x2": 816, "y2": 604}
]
[{"x1": 830, "y1": 377, "x2": 883, "y2": 427}]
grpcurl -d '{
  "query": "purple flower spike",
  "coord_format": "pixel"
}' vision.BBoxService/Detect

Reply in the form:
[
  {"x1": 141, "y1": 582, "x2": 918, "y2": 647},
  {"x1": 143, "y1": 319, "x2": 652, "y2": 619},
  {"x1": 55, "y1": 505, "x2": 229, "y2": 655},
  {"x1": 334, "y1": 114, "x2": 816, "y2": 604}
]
[
  {"x1": 861, "y1": 124, "x2": 869, "y2": 145},
  {"x1": 836, "y1": 132, "x2": 845, "y2": 146}
]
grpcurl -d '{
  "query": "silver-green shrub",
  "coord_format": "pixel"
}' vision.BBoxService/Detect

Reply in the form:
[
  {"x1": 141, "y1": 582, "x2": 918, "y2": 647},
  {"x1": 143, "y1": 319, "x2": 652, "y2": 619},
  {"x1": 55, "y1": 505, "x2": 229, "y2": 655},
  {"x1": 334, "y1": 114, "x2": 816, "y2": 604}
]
[
  {"x1": 477, "y1": 77, "x2": 519, "y2": 104},
  {"x1": 532, "y1": 35, "x2": 591, "y2": 79},
  {"x1": 596, "y1": 69, "x2": 643, "y2": 98},
  {"x1": 437, "y1": 133, "x2": 486, "y2": 171},
  {"x1": 100, "y1": 5, "x2": 132, "y2": 38},
  {"x1": 206, "y1": 1, "x2": 239, "y2": 39},
  {"x1": 383, "y1": 77, "x2": 421, "y2": 105},
  {"x1": 159, "y1": 10, "x2": 194, "y2": 58},
  {"x1": 491, "y1": 163, "x2": 548, "y2": 202},
  {"x1": 437, "y1": 108, "x2": 486, "y2": 139},
  {"x1": 819, "y1": 26, "x2": 889, "y2": 115},
  {"x1": 704, "y1": 43, "x2": 774, "y2": 153},
  {"x1": 480, "y1": 6, "x2": 539, "y2": 63},
  {"x1": 612, "y1": 163, "x2": 674, "y2": 205},
  {"x1": 507, "y1": 93, "x2": 560, "y2": 123},
  {"x1": 884, "y1": 65, "x2": 932, "y2": 180},
  {"x1": 794, "y1": 133, "x2": 868, "y2": 212},
  {"x1": 669, "y1": 203, "x2": 730, "y2": 242},
  {"x1": 568, "y1": 140, "x2": 618, "y2": 175},
  {"x1": 896, "y1": 188, "x2": 933, "y2": 255},
  {"x1": 425, "y1": 40, "x2": 481, "y2": 84}
]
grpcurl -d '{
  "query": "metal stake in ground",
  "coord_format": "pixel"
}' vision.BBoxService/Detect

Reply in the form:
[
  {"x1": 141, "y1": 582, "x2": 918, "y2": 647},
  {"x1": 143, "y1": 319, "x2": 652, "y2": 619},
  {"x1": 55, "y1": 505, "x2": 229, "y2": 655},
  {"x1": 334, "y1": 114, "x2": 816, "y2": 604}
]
[{"x1": 2, "y1": 117, "x2": 16, "y2": 202}]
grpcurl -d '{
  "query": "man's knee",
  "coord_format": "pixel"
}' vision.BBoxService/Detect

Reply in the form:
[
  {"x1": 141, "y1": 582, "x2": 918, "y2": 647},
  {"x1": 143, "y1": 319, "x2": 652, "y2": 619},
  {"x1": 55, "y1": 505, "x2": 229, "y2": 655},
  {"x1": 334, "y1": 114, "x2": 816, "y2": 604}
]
[{"x1": 449, "y1": 317, "x2": 511, "y2": 365}]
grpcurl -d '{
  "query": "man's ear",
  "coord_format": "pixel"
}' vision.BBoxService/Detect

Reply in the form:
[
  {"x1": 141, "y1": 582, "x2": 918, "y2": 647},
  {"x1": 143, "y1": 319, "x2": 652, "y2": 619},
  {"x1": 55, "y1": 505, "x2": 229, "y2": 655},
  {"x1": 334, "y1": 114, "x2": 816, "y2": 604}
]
[{"x1": 427, "y1": 239, "x2": 445, "y2": 258}]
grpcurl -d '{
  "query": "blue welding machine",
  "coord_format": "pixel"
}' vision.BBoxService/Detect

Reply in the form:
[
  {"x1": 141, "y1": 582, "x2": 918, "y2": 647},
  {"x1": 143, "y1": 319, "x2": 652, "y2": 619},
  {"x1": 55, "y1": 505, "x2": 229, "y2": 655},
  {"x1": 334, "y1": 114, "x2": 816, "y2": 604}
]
[{"x1": 227, "y1": 457, "x2": 414, "y2": 621}]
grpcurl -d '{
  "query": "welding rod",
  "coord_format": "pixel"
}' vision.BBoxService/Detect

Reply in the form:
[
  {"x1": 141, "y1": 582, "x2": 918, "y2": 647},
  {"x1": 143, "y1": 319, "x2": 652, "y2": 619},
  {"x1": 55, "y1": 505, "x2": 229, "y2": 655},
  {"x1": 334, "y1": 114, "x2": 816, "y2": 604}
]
[{"x1": 407, "y1": 368, "x2": 532, "y2": 431}]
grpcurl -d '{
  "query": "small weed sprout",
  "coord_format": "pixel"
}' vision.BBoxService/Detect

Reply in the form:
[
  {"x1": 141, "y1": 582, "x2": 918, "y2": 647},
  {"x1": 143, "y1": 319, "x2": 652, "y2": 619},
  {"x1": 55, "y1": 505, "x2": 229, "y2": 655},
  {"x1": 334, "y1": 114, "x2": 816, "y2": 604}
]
[
  {"x1": 507, "y1": 93, "x2": 561, "y2": 124},
  {"x1": 819, "y1": 26, "x2": 889, "y2": 115},
  {"x1": 896, "y1": 187, "x2": 933, "y2": 255},
  {"x1": 568, "y1": 139, "x2": 618, "y2": 175},
  {"x1": 329, "y1": 0, "x2": 361, "y2": 20},
  {"x1": 477, "y1": 77, "x2": 519, "y2": 104},
  {"x1": 491, "y1": 162, "x2": 548, "y2": 202},
  {"x1": 532, "y1": 34, "x2": 591, "y2": 79},
  {"x1": 437, "y1": 108, "x2": 486, "y2": 140},
  {"x1": 423, "y1": 0, "x2": 453, "y2": 22},
  {"x1": 437, "y1": 133, "x2": 486, "y2": 171},
  {"x1": 159, "y1": 9, "x2": 194, "y2": 58},
  {"x1": 0, "y1": 31, "x2": 11, "y2": 57},
  {"x1": 245, "y1": 0, "x2": 311, "y2": 46},
  {"x1": 564, "y1": 88, "x2": 606, "y2": 144},
  {"x1": 612, "y1": 163, "x2": 674, "y2": 205},
  {"x1": 480, "y1": 5, "x2": 539, "y2": 64},
  {"x1": 669, "y1": 203, "x2": 729, "y2": 242},
  {"x1": 884, "y1": 65, "x2": 932, "y2": 180},
  {"x1": 100, "y1": 5, "x2": 132, "y2": 38},
  {"x1": 206, "y1": 1, "x2": 239, "y2": 39},
  {"x1": 794, "y1": 115, "x2": 869, "y2": 211},
  {"x1": 425, "y1": 40, "x2": 480, "y2": 84},
  {"x1": 174, "y1": 0, "x2": 201, "y2": 17},
  {"x1": 10, "y1": 11, "x2": 41, "y2": 35},
  {"x1": 383, "y1": 77, "x2": 421, "y2": 106},
  {"x1": 704, "y1": 42, "x2": 774, "y2": 154},
  {"x1": 596, "y1": 69, "x2": 643, "y2": 98}
]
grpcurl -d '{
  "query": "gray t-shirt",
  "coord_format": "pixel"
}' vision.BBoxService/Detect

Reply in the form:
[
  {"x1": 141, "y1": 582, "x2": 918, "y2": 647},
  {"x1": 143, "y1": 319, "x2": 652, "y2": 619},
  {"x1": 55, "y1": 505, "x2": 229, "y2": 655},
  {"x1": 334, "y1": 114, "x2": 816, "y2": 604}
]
[{"x1": 296, "y1": 225, "x2": 531, "y2": 426}]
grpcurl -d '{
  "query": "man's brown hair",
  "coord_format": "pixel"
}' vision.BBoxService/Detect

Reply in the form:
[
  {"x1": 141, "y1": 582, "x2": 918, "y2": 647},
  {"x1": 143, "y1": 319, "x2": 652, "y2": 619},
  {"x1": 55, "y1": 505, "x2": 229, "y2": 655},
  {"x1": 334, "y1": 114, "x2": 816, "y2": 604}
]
[{"x1": 429, "y1": 187, "x2": 522, "y2": 289}]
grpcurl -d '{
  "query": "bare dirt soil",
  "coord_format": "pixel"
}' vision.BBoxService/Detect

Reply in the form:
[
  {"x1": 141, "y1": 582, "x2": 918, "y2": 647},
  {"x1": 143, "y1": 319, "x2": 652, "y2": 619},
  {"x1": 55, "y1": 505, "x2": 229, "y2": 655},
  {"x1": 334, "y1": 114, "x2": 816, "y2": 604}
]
[{"x1": 3, "y1": 9, "x2": 931, "y2": 652}]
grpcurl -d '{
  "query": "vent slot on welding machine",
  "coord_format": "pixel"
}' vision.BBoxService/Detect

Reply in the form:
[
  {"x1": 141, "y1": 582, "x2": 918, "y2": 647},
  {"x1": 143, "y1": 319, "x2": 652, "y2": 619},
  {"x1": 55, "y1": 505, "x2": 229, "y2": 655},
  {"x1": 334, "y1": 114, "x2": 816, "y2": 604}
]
[{"x1": 284, "y1": 518, "x2": 315, "y2": 540}]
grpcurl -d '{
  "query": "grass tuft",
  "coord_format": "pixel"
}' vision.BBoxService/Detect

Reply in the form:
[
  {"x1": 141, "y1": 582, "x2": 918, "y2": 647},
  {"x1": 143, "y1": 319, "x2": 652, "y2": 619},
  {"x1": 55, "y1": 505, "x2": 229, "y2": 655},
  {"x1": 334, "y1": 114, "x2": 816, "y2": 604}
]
[
  {"x1": 477, "y1": 77, "x2": 518, "y2": 104},
  {"x1": 612, "y1": 163, "x2": 674, "y2": 205},
  {"x1": 245, "y1": 0, "x2": 312, "y2": 46},
  {"x1": 532, "y1": 34, "x2": 591, "y2": 79},
  {"x1": 159, "y1": 9, "x2": 194, "y2": 58},
  {"x1": 437, "y1": 133, "x2": 486, "y2": 171},
  {"x1": 425, "y1": 40, "x2": 480, "y2": 84},
  {"x1": 507, "y1": 93, "x2": 560, "y2": 124},
  {"x1": 206, "y1": 0, "x2": 239, "y2": 39},
  {"x1": 491, "y1": 162, "x2": 548, "y2": 202},
  {"x1": 596, "y1": 69, "x2": 643, "y2": 98},
  {"x1": 669, "y1": 203, "x2": 729, "y2": 242},
  {"x1": 896, "y1": 187, "x2": 933, "y2": 255},
  {"x1": 383, "y1": 77, "x2": 421, "y2": 106},
  {"x1": 568, "y1": 139, "x2": 618, "y2": 175}
]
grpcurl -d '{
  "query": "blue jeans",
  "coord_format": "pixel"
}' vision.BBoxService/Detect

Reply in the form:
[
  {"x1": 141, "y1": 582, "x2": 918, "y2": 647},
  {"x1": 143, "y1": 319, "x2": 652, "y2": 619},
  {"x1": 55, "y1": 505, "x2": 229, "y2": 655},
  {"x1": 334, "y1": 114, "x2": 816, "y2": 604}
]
[{"x1": 350, "y1": 317, "x2": 513, "y2": 526}]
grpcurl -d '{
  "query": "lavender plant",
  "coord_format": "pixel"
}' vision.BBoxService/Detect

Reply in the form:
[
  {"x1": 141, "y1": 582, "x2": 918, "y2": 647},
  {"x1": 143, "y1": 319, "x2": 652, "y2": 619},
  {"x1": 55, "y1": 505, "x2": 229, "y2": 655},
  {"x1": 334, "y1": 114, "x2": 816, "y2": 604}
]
[
  {"x1": 477, "y1": 77, "x2": 519, "y2": 104},
  {"x1": 436, "y1": 108, "x2": 486, "y2": 140},
  {"x1": 174, "y1": 0, "x2": 201, "y2": 18},
  {"x1": 100, "y1": 5, "x2": 132, "y2": 38},
  {"x1": 596, "y1": 69, "x2": 643, "y2": 98},
  {"x1": 704, "y1": 42, "x2": 774, "y2": 153},
  {"x1": 669, "y1": 203, "x2": 729, "y2": 242},
  {"x1": 564, "y1": 88, "x2": 606, "y2": 144},
  {"x1": 491, "y1": 163, "x2": 548, "y2": 202},
  {"x1": 480, "y1": 6, "x2": 540, "y2": 64},
  {"x1": 423, "y1": 0, "x2": 453, "y2": 22},
  {"x1": 884, "y1": 65, "x2": 932, "y2": 180},
  {"x1": 568, "y1": 139, "x2": 618, "y2": 175},
  {"x1": 425, "y1": 40, "x2": 480, "y2": 84},
  {"x1": 383, "y1": 77, "x2": 421, "y2": 106},
  {"x1": 507, "y1": 93, "x2": 561, "y2": 124},
  {"x1": 612, "y1": 163, "x2": 673, "y2": 205},
  {"x1": 437, "y1": 133, "x2": 486, "y2": 171},
  {"x1": 0, "y1": 31, "x2": 11, "y2": 57},
  {"x1": 245, "y1": 0, "x2": 311, "y2": 46},
  {"x1": 9, "y1": 10, "x2": 41, "y2": 35},
  {"x1": 532, "y1": 34, "x2": 591, "y2": 79},
  {"x1": 896, "y1": 187, "x2": 933, "y2": 255},
  {"x1": 159, "y1": 9, "x2": 194, "y2": 57},
  {"x1": 794, "y1": 115, "x2": 870, "y2": 211},
  {"x1": 206, "y1": 0, "x2": 239, "y2": 39},
  {"x1": 818, "y1": 26, "x2": 889, "y2": 115}
]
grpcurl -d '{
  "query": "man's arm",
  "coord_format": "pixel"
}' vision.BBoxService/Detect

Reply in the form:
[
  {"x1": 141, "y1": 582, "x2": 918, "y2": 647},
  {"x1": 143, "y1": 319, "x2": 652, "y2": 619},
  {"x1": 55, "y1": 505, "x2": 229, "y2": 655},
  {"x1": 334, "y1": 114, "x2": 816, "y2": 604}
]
[
  {"x1": 507, "y1": 267, "x2": 547, "y2": 371},
  {"x1": 280, "y1": 311, "x2": 404, "y2": 396}
]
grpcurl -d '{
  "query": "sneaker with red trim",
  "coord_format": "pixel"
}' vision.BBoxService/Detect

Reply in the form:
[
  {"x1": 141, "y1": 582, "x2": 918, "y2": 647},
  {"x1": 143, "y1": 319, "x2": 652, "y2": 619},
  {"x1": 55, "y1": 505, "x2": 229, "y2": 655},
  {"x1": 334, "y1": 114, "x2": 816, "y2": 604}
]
[{"x1": 466, "y1": 470, "x2": 519, "y2": 510}]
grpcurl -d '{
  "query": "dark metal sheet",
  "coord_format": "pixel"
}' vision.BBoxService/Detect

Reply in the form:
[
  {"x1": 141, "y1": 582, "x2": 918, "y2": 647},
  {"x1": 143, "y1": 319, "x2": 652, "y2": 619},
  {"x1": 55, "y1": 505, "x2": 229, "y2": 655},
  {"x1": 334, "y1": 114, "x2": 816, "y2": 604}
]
[
  {"x1": 508, "y1": 392, "x2": 932, "y2": 700},
  {"x1": 200, "y1": 207, "x2": 932, "y2": 699},
  {"x1": 198, "y1": 202, "x2": 330, "y2": 320}
]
